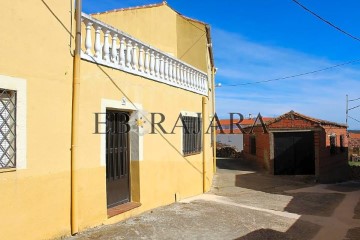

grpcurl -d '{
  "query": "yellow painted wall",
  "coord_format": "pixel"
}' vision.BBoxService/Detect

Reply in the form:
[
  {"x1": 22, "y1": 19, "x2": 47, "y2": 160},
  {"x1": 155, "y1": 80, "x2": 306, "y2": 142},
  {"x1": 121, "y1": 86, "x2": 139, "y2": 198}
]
[
  {"x1": 0, "y1": 0, "x2": 74, "y2": 239},
  {"x1": 76, "y1": 58, "x2": 214, "y2": 229},
  {"x1": 176, "y1": 15, "x2": 208, "y2": 72},
  {"x1": 0, "y1": 1, "x2": 215, "y2": 239},
  {"x1": 92, "y1": 4, "x2": 210, "y2": 73},
  {"x1": 93, "y1": 4, "x2": 178, "y2": 57},
  {"x1": 76, "y1": 4, "x2": 215, "y2": 230}
]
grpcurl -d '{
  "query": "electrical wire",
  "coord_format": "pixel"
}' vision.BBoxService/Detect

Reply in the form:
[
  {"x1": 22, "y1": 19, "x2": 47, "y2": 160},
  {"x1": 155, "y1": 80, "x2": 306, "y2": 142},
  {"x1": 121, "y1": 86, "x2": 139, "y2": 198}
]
[
  {"x1": 348, "y1": 116, "x2": 360, "y2": 124},
  {"x1": 291, "y1": 0, "x2": 360, "y2": 42},
  {"x1": 223, "y1": 59, "x2": 360, "y2": 86},
  {"x1": 349, "y1": 105, "x2": 360, "y2": 111},
  {"x1": 349, "y1": 97, "x2": 360, "y2": 102}
]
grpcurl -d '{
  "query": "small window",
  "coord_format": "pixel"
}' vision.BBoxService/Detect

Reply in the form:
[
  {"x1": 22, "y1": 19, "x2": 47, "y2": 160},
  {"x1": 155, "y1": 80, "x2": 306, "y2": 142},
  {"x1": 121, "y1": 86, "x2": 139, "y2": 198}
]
[
  {"x1": 183, "y1": 116, "x2": 202, "y2": 156},
  {"x1": 0, "y1": 89, "x2": 17, "y2": 169},
  {"x1": 330, "y1": 135, "x2": 336, "y2": 155},
  {"x1": 250, "y1": 135, "x2": 256, "y2": 155},
  {"x1": 340, "y1": 135, "x2": 345, "y2": 152}
]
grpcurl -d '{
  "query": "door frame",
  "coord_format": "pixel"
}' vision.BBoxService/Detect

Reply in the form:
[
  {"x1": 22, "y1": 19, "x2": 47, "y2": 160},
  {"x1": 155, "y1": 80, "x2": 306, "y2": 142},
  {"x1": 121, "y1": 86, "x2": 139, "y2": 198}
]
[{"x1": 99, "y1": 98, "x2": 144, "y2": 209}]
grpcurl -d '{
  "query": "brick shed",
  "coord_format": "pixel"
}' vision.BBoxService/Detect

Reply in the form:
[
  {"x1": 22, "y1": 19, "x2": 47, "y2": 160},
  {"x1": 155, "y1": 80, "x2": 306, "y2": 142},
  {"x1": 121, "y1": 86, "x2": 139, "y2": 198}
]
[
  {"x1": 243, "y1": 111, "x2": 349, "y2": 182},
  {"x1": 348, "y1": 131, "x2": 360, "y2": 161}
]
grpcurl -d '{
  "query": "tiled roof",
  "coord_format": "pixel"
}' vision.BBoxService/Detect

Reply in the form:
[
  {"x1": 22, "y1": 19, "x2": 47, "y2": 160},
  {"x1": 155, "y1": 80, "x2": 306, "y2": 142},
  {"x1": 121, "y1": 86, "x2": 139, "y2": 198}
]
[
  {"x1": 266, "y1": 111, "x2": 347, "y2": 128},
  {"x1": 219, "y1": 118, "x2": 273, "y2": 126}
]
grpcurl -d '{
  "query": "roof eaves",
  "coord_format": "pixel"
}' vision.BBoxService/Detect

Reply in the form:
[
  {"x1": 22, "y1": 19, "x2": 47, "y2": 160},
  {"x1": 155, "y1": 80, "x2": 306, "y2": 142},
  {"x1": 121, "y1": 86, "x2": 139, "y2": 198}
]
[{"x1": 267, "y1": 111, "x2": 347, "y2": 128}]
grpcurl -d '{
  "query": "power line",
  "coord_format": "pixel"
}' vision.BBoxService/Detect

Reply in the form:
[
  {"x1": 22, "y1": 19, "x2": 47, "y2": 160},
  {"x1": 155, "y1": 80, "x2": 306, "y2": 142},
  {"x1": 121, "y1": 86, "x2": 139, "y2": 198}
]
[
  {"x1": 349, "y1": 97, "x2": 360, "y2": 102},
  {"x1": 349, "y1": 105, "x2": 360, "y2": 111},
  {"x1": 224, "y1": 59, "x2": 360, "y2": 86},
  {"x1": 291, "y1": 0, "x2": 360, "y2": 42},
  {"x1": 348, "y1": 116, "x2": 360, "y2": 124}
]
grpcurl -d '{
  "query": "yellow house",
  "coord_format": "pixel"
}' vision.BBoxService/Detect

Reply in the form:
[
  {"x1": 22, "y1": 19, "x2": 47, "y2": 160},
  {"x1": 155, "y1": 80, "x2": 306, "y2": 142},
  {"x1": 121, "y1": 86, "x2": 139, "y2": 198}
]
[{"x1": 0, "y1": 1, "x2": 216, "y2": 239}]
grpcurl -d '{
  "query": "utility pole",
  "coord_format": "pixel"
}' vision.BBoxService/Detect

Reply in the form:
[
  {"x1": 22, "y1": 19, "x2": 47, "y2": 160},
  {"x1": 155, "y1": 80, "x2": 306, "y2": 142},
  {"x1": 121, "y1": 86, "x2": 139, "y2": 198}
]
[{"x1": 346, "y1": 94, "x2": 348, "y2": 127}]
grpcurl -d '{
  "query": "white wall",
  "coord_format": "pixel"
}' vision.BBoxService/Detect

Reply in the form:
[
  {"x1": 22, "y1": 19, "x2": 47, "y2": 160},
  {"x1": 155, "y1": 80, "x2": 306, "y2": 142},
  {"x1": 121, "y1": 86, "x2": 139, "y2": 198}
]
[{"x1": 217, "y1": 134, "x2": 243, "y2": 152}]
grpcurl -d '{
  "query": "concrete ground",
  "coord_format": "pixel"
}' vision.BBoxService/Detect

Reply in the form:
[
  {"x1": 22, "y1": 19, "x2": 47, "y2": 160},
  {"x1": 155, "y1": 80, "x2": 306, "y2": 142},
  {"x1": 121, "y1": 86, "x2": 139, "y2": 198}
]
[{"x1": 67, "y1": 158, "x2": 360, "y2": 240}]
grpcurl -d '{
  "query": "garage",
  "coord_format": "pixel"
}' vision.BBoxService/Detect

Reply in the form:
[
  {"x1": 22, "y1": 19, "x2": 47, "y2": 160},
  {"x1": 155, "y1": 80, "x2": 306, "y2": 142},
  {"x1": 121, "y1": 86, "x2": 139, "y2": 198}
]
[
  {"x1": 273, "y1": 131, "x2": 315, "y2": 175},
  {"x1": 242, "y1": 111, "x2": 349, "y2": 182}
]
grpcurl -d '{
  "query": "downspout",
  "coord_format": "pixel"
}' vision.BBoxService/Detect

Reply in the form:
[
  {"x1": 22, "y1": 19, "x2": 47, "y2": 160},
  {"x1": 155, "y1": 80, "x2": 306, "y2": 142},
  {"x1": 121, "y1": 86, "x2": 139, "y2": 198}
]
[
  {"x1": 212, "y1": 67, "x2": 216, "y2": 173},
  {"x1": 202, "y1": 97, "x2": 207, "y2": 193},
  {"x1": 71, "y1": 0, "x2": 82, "y2": 235}
]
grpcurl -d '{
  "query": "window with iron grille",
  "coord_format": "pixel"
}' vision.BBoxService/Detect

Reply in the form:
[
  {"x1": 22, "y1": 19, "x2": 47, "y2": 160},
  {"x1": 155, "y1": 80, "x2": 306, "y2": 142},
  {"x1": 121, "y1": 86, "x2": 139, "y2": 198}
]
[
  {"x1": 0, "y1": 89, "x2": 16, "y2": 169},
  {"x1": 182, "y1": 116, "x2": 202, "y2": 156}
]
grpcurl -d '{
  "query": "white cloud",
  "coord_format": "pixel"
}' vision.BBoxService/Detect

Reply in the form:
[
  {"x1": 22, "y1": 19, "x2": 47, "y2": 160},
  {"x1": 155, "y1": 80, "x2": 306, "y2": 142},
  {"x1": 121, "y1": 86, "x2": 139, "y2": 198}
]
[{"x1": 213, "y1": 28, "x2": 360, "y2": 129}]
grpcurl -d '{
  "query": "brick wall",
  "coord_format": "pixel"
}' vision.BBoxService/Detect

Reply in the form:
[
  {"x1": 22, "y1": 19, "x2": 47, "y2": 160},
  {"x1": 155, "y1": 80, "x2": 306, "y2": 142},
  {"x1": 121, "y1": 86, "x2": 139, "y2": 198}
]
[
  {"x1": 317, "y1": 126, "x2": 348, "y2": 182},
  {"x1": 243, "y1": 116, "x2": 349, "y2": 182},
  {"x1": 269, "y1": 115, "x2": 319, "y2": 129},
  {"x1": 243, "y1": 126, "x2": 270, "y2": 170},
  {"x1": 349, "y1": 133, "x2": 360, "y2": 156}
]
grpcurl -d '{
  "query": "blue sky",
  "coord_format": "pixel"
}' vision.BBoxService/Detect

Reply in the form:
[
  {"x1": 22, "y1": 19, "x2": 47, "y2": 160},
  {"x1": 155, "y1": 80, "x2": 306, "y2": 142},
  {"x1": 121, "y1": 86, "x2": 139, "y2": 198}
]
[{"x1": 83, "y1": 0, "x2": 360, "y2": 129}]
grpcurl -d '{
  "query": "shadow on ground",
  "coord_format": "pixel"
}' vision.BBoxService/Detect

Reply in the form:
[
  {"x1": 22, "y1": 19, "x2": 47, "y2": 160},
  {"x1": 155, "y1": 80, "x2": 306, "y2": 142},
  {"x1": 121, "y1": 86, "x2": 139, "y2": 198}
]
[{"x1": 216, "y1": 158, "x2": 360, "y2": 240}]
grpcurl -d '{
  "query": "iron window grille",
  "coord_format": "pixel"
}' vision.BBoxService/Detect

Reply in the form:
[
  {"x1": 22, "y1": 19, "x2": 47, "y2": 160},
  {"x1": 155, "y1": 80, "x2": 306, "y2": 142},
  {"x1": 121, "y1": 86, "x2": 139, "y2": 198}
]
[
  {"x1": 182, "y1": 116, "x2": 202, "y2": 156},
  {"x1": 0, "y1": 89, "x2": 16, "y2": 169}
]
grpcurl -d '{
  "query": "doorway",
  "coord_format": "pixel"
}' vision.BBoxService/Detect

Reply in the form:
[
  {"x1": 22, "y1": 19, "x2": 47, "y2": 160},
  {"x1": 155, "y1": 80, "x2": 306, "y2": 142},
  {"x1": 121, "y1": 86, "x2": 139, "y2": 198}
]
[
  {"x1": 274, "y1": 131, "x2": 315, "y2": 175},
  {"x1": 106, "y1": 110, "x2": 130, "y2": 208}
]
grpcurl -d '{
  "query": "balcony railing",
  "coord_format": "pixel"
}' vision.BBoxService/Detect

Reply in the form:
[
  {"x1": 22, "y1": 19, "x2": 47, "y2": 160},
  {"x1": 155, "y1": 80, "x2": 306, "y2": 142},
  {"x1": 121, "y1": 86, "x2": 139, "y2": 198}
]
[{"x1": 80, "y1": 13, "x2": 208, "y2": 96}]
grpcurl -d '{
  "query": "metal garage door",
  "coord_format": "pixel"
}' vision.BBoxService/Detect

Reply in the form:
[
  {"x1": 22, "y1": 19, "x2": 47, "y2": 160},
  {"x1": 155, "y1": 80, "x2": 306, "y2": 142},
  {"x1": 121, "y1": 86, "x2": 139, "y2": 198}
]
[{"x1": 274, "y1": 131, "x2": 315, "y2": 175}]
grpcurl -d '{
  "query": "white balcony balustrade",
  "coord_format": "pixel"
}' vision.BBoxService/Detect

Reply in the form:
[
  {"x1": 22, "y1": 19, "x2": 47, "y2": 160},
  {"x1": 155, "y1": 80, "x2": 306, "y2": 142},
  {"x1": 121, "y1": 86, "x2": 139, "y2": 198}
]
[{"x1": 80, "y1": 13, "x2": 208, "y2": 96}]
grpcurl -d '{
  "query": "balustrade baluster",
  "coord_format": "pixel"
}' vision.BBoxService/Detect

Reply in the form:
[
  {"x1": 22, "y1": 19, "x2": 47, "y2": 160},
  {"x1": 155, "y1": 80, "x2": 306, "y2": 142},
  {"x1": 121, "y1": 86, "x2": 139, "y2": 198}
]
[
  {"x1": 126, "y1": 40, "x2": 132, "y2": 68},
  {"x1": 85, "y1": 21, "x2": 93, "y2": 55},
  {"x1": 191, "y1": 70, "x2": 195, "y2": 88},
  {"x1": 145, "y1": 49, "x2": 150, "y2": 74},
  {"x1": 160, "y1": 56, "x2": 164, "y2": 79},
  {"x1": 119, "y1": 37, "x2": 126, "y2": 66},
  {"x1": 155, "y1": 54, "x2": 160, "y2": 77},
  {"x1": 168, "y1": 60, "x2": 173, "y2": 81},
  {"x1": 94, "y1": 25, "x2": 102, "y2": 59},
  {"x1": 132, "y1": 43, "x2": 138, "y2": 70},
  {"x1": 103, "y1": 30, "x2": 110, "y2": 61},
  {"x1": 186, "y1": 68, "x2": 190, "y2": 87},
  {"x1": 164, "y1": 58, "x2": 169, "y2": 80},
  {"x1": 176, "y1": 63, "x2": 180, "y2": 83},
  {"x1": 195, "y1": 72, "x2": 200, "y2": 90},
  {"x1": 173, "y1": 62, "x2": 177, "y2": 83},
  {"x1": 150, "y1": 51, "x2": 155, "y2": 75},
  {"x1": 139, "y1": 46, "x2": 144, "y2": 72},
  {"x1": 204, "y1": 76, "x2": 208, "y2": 92},
  {"x1": 184, "y1": 66, "x2": 188, "y2": 87},
  {"x1": 111, "y1": 34, "x2": 118, "y2": 63}
]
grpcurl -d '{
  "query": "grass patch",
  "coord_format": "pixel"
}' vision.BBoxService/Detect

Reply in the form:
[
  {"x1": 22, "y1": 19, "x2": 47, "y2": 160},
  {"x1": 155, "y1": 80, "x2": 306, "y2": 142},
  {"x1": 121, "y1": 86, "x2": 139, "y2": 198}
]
[{"x1": 349, "y1": 161, "x2": 360, "y2": 167}]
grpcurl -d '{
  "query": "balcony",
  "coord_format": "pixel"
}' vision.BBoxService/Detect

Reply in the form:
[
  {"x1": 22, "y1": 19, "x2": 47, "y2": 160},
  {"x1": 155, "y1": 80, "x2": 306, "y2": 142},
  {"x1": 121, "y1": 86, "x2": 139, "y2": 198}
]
[{"x1": 81, "y1": 13, "x2": 209, "y2": 96}]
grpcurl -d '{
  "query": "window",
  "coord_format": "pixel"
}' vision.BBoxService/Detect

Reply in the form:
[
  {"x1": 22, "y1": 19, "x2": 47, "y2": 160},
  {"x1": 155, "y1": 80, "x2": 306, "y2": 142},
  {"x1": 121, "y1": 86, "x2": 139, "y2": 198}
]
[
  {"x1": 183, "y1": 116, "x2": 202, "y2": 156},
  {"x1": 250, "y1": 135, "x2": 256, "y2": 155},
  {"x1": 0, "y1": 89, "x2": 16, "y2": 168},
  {"x1": 330, "y1": 135, "x2": 336, "y2": 155}
]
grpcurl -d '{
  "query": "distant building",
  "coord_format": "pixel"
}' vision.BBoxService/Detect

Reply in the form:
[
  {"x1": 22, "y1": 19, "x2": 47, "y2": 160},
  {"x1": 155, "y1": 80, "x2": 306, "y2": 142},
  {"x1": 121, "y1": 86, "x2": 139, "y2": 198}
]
[
  {"x1": 348, "y1": 131, "x2": 360, "y2": 161},
  {"x1": 216, "y1": 117, "x2": 273, "y2": 152},
  {"x1": 242, "y1": 111, "x2": 348, "y2": 182}
]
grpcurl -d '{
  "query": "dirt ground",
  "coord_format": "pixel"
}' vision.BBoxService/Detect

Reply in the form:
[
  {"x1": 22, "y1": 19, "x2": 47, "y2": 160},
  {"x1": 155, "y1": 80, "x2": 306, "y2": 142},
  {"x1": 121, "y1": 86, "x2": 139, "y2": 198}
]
[{"x1": 66, "y1": 158, "x2": 360, "y2": 240}]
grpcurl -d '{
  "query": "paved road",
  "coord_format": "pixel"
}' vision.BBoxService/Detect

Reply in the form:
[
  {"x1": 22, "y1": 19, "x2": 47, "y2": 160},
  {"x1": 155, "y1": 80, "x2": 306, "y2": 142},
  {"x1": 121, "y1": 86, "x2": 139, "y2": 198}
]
[{"x1": 68, "y1": 158, "x2": 360, "y2": 240}]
